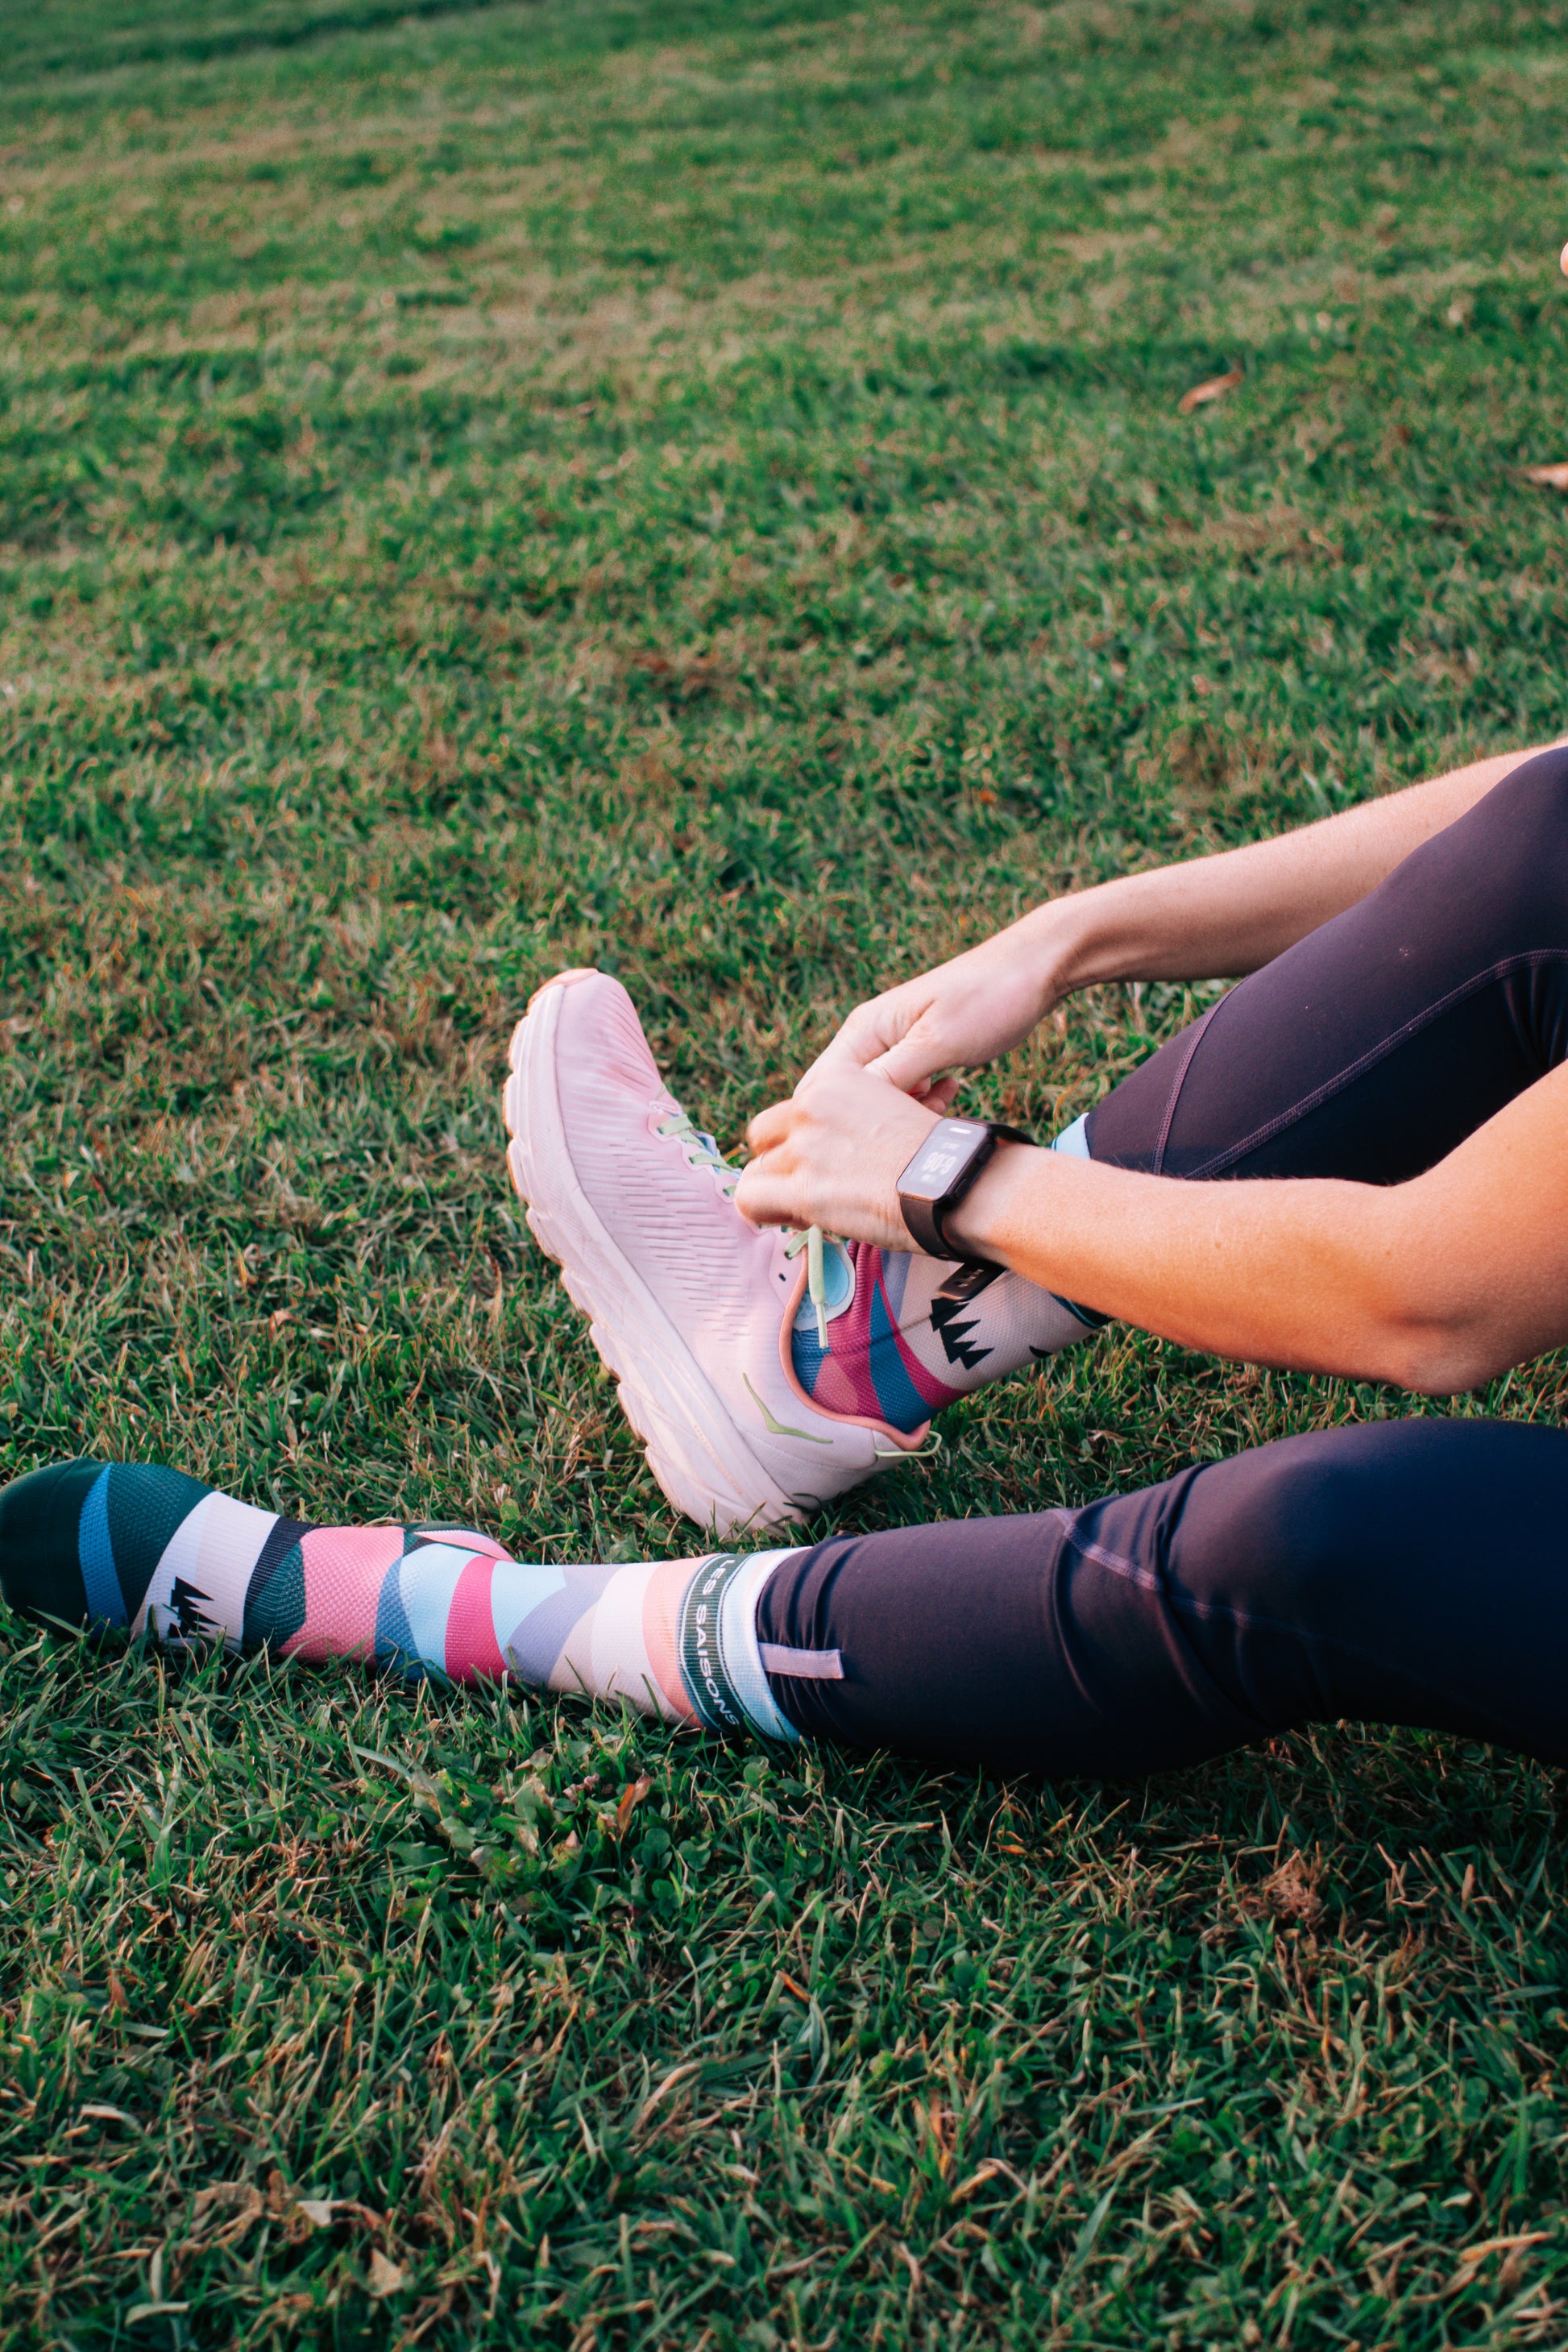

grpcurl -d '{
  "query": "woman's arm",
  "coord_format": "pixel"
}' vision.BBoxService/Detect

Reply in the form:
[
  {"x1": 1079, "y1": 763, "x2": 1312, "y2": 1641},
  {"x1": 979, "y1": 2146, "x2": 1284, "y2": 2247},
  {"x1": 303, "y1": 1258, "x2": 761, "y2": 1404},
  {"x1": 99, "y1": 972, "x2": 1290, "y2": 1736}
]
[
  {"x1": 736, "y1": 1056, "x2": 1568, "y2": 1396},
  {"x1": 819, "y1": 742, "x2": 1564, "y2": 1098}
]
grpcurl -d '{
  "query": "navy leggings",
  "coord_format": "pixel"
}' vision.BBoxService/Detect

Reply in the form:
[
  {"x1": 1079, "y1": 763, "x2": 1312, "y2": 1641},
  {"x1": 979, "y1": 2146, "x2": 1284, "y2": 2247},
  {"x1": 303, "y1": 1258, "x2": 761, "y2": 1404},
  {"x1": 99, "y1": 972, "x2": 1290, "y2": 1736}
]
[{"x1": 759, "y1": 745, "x2": 1568, "y2": 1775}]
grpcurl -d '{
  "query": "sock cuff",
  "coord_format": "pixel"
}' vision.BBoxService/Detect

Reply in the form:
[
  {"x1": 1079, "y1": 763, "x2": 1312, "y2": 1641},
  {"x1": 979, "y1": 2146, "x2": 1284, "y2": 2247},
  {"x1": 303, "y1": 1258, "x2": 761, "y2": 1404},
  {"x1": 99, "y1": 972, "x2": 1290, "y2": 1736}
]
[{"x1": 678, "y1": 1551, "x2": 802, "y2": 1743}]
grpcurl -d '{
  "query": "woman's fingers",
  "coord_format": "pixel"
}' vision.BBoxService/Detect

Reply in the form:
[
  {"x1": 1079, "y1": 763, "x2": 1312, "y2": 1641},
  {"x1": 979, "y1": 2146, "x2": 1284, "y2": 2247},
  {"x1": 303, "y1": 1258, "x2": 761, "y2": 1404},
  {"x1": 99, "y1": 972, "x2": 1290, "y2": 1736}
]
[
  {"x1": 745, "y1": 1097, "x2": 798, "y2": 1156},
  {"x1": 865, "y1": 1021, "x2": 956, "y2": 1094},
  {"x1": 732, "y1": 1156, "x2": 799, "y2": 1230},
  {"x1": 803, "y1": 987, "x2": 929, "y2": 1082},
  {"x1": 737, "y1": 1063, "x2": 939, "y2": 1247}
]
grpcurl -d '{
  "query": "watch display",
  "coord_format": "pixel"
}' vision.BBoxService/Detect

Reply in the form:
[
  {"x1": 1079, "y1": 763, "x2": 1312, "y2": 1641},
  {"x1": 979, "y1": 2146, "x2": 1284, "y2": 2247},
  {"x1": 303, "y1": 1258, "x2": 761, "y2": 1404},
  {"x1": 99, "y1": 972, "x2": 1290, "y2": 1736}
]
[{"x1": 895, "y1": 1118, "x2": 1031, "y2": 1259}]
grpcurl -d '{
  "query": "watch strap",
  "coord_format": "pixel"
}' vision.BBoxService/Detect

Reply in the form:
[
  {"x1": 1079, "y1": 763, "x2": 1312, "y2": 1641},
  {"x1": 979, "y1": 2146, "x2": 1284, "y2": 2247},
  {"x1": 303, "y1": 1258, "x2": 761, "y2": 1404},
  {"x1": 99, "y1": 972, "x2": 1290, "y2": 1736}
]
[{"x1": 898, "y1": 1187, "x2": 951, "y2": 1259}]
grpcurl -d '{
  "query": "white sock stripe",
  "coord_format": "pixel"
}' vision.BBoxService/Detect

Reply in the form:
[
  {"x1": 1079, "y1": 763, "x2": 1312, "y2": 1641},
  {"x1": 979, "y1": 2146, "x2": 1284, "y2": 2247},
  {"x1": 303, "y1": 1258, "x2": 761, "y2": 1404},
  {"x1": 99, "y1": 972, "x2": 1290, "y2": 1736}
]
[
  {"x1": 136, "y1": 1490, "x2": 280, "y2": 1646},
  {"x1": 588, "y1": 1562, "x2": 662, "y2": 1709},
  {"x1": 718, "y1": 1550, "x2": 803, "y2": 1744}
]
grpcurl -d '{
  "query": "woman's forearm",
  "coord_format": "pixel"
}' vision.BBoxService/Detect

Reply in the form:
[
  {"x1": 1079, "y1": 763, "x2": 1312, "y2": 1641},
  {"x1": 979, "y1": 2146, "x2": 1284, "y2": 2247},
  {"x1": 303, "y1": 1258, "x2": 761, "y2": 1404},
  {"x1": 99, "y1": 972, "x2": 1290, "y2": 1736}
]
[
  {"x1": 950, "y1": 1063, "x2": 1568, "y2": 1396},
  {"x1": 1022, "y1": 743, "x2": 1561, "y2": 999},
  {"x1": 946, "y1": 1149, "x2": 1450, "y2": 1388}
]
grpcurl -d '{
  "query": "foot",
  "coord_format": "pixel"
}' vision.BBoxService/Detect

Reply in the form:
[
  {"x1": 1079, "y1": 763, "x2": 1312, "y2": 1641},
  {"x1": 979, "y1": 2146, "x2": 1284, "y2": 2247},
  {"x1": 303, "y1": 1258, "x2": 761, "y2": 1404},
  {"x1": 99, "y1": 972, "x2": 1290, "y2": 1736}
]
[{"x1": 503, "y1": 970, "x2": 925, "y2": 1537}]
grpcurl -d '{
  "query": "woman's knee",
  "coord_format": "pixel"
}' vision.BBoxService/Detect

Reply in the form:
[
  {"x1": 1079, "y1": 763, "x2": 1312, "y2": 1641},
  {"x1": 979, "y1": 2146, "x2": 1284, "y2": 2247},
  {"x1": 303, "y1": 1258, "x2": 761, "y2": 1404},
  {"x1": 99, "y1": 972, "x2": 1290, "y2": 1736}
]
[
  {"x1": 1408, "y1": 743, "x2": 1568, "y2": 924},
  {"x1": 1168, "y1": 1418, "x2": 1568, "y2": 1630}
]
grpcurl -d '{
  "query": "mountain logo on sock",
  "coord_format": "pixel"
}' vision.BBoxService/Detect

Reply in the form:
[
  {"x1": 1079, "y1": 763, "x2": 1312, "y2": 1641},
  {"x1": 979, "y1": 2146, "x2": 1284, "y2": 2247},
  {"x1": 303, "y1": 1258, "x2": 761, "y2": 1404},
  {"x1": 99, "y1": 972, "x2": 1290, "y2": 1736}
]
[
  {"x1": 167, "y1": 1574, "x2": 221, "y2": 1642},
  {"x1": 929, "y1": 1261, "x2": 1003, "y2": 1371}
]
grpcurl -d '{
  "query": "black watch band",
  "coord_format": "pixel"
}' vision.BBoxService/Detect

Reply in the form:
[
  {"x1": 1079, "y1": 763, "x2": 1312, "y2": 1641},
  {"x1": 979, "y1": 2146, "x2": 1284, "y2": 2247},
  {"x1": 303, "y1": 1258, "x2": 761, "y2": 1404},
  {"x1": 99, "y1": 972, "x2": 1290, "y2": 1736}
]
[{"x1": 895, "y1": 1118, "x2": 1034, "y2": 1260}]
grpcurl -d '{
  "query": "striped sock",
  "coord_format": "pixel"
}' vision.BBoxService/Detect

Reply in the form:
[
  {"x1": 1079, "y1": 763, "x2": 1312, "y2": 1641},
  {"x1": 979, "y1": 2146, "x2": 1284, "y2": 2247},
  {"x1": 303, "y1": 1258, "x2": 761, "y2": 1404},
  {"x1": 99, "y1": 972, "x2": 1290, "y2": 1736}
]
[
  {"x1": 790, "y1": 1247, "x2": 1090, "y2": 1435},
  {"x1": 0, "y1": 1459, "x2": 799, "y2": 1741}
]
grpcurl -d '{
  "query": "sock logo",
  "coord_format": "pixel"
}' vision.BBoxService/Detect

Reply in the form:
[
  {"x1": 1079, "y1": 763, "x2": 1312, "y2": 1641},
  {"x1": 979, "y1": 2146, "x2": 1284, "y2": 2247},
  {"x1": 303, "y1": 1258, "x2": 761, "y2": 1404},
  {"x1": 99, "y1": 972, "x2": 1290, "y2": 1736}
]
[
  {"x1": 160, "y1": 1575, "x2": 221, "y2": 1645},
  {"x1": 930, "y1": 1260, "x2": 1002, "y2": 1371},
  {"x1": 678, "y1": 1552, "x2": 749, "y2": 1736}
]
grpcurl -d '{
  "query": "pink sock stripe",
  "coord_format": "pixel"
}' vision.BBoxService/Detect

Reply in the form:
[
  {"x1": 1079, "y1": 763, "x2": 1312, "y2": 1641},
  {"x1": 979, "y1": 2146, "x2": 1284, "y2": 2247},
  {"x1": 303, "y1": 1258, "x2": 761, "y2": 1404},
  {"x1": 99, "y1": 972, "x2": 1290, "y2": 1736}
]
[
  {"x1": 286, "y1": 1523, "x2": 407, "y2": 1662},
  {"x1": 872, "y1": 1259, "x2": 962, "y2": 1412},
  {"x1": 444, "y1": 1553, "x2": 507, "y2": 1682},
  {"x1": 812, "y1": 1246, "x2": 890, "y2": 1420}
]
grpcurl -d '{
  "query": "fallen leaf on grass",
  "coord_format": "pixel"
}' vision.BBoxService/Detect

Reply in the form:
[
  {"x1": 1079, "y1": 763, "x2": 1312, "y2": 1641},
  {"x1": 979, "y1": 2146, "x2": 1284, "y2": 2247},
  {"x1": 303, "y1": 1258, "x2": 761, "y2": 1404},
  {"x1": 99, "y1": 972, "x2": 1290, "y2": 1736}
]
[
  {"x1": 614, "y1": 1774, "x2": 653, "y2": 1836},
  {"x1": 1523, "y1": 463, "x2": 1568, "y2": 491},
  {"x1": 952, "y1": 2157, "x2": 1027, "y2": 2201},
  {"x1": 1453, "y1": 2232, "x2": 1550, "y2": 2270},
  {"x1": 295, "y1": 2198, "x2": 339, "y2": 2229},
  {"x1": 1178, "y1": 369, "x2": 1242, "y2": 414},
  {"x1": 194, "y1": 2182, "x2": 263, "y2": 2221},
  {"x1": 367, "y1": 2250, "x2": 407, "y2": 2298}
]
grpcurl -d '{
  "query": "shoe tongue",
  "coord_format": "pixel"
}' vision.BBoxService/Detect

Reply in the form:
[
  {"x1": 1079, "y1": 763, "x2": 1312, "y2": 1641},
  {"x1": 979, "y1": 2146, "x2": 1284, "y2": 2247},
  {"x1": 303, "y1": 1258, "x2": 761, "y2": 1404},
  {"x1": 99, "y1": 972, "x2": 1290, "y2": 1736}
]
[{"x1": 790, "y1": 1235, "x2": 856, "y2": 1333}]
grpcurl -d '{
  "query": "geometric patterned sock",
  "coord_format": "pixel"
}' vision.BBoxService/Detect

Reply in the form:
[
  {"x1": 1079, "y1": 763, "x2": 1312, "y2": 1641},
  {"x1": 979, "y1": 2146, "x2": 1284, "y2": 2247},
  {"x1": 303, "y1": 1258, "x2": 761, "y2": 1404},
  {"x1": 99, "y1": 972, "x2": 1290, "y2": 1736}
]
[
  {"x1": 790, "y1": 1243, "x2": 1091, "y2": 1434},
  {"x1": 0, "y1": 1458, "x2": 803, "y2": 1740}
]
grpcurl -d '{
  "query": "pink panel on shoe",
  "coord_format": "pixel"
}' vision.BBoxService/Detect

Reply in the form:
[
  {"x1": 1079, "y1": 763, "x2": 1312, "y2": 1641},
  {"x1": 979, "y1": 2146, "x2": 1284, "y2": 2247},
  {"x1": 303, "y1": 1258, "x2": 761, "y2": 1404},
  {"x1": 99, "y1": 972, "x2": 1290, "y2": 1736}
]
[
  {"x1": 444, "y1": 1553, "x2": 507, "y2": 1682},
  {"x1": 287, "y1": 1523, "x2": 406, "y2": 1661}
]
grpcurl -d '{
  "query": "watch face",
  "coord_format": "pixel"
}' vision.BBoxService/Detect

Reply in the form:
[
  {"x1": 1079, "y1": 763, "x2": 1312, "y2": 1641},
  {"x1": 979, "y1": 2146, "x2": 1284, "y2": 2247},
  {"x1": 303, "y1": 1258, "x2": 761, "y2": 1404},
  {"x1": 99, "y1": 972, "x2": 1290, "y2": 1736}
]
[{"x1": 901, "y1": 1120, "x2": 987, "y2": 1202}]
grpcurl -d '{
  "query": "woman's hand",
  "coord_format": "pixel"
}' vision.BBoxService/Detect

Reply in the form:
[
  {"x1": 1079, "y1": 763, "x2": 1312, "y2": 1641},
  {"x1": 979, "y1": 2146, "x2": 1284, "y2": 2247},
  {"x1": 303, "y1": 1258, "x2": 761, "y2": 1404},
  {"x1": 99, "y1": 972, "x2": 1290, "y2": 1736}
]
[
  {"x1": 803, "y1": 915, "x2": 1066, "y2": 1098},
  {"x1": 735, "y1": 1060, "x2": 942, "y2": 1247}
]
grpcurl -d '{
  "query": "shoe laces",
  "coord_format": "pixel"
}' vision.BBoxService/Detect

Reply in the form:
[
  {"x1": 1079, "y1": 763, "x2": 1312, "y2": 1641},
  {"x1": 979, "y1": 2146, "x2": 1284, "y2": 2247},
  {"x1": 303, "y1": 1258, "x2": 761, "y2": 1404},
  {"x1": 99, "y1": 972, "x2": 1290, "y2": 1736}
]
[
  {"x1": 653, "y1": 1106, "x2": 741, "y2": 1200},
  {"x1": 653, "y1": 1106, "x2": 839, "y2": 1354},
  {"x1": 783, "y1": 1224, "x2": 836, "y2": 1350}
]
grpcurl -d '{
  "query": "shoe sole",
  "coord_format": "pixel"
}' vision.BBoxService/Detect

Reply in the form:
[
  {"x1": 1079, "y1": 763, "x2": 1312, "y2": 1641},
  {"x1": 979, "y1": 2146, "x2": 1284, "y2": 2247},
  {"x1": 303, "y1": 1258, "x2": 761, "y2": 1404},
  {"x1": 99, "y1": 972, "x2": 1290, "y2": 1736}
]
[{"x1": 503, "y1": 979, "x2": 804, "y2": 1541}]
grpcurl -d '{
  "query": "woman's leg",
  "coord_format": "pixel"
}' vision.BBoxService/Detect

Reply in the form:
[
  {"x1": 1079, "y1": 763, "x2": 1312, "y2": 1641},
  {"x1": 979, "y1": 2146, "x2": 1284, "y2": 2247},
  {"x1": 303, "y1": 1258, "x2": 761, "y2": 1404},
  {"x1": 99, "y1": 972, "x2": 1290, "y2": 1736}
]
[
  {"x1": 6, "y1": 1420, "x2": 1567, "y2": 1775},
  {"x1": 0, "y1": 1458, "x2": 794, "y2": 1740},
  {"x1": 501, "y1": 748, "x2": 1568, "y2": 1536},
  {"x1": 758, "y1": 1415, "x2": 1568, "y2": 1775}
]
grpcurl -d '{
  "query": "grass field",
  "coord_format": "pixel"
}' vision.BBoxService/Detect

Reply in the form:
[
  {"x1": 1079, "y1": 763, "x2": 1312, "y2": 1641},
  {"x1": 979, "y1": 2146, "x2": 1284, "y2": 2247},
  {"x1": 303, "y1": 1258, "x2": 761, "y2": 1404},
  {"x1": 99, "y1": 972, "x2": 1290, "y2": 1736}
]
[{"x1": 3, "y1": 0, "x2": 1568, "y2": 2342}]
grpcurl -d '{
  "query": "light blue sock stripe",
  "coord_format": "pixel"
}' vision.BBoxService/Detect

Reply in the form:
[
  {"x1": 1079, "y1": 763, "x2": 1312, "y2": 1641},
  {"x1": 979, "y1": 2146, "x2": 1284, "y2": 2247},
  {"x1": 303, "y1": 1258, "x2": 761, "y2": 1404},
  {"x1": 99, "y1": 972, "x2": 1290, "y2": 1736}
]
[
  {"x1": 719, "y1": 1552, "x2": 801, "y2": 1744},
  {"x1": 867, "y1": 1271, "x2": 935, "y2": 1433},
  {"x1": 77, "y1": 1466, "x2": 127, "y2": 1628},
  {"x1": 398, "y1": 1541, "x2": 475, "y2": 1669}
]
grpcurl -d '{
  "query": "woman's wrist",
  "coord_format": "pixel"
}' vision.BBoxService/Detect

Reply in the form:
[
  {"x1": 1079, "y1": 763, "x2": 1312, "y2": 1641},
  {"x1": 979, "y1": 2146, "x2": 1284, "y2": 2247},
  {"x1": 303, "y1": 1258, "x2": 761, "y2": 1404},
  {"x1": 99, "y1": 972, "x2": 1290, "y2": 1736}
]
[
  {"x1": 942, "y1": 1139, "x2": 1052, "y2": 1266},
  {"x1": 1012, "y1": 881, "x2": 1143, "y2": 1006}
]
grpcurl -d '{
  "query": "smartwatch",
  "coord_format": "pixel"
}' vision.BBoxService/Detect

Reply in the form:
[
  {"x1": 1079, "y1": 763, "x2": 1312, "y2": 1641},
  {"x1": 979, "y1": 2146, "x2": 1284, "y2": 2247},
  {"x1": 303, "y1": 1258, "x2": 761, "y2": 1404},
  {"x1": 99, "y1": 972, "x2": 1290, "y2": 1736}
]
[{"x1": 895, "y1": 1118, "x2": 1033, "y2": 1260}]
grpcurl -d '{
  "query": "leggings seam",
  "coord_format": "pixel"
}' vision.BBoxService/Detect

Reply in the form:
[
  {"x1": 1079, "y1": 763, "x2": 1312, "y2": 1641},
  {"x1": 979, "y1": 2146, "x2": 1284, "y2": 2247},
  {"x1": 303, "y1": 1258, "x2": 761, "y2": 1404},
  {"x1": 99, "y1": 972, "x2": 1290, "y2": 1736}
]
[
  {"x1": 1180, "y1": 949, "x2": 1568, "y2": 1180},
  {"x1": 1150, "y1": 1002, "x2": 1223, "y2": 1177}
]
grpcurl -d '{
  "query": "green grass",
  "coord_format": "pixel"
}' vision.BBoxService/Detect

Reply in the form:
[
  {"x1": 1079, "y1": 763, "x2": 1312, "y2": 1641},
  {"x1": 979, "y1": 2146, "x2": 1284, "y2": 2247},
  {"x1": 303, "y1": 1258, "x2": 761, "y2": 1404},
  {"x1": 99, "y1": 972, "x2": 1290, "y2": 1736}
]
[{"x1": 3, "y1": 0, "x2": 1568, "y2": 2342}]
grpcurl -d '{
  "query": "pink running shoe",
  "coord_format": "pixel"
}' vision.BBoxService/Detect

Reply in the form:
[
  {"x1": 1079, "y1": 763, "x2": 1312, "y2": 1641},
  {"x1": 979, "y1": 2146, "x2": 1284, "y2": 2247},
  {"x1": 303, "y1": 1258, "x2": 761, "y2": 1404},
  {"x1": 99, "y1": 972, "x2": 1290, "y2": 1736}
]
[{"x1": 503, "y1": 970, "x2": 926, "y2": 1538}]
